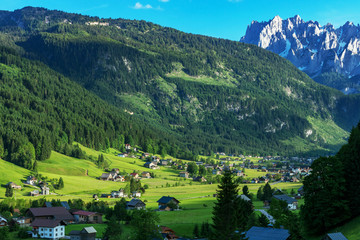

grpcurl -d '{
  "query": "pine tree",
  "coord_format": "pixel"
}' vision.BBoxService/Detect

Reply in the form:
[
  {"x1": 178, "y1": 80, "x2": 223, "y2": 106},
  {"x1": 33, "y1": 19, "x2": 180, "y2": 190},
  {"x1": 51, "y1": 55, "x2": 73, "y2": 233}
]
[
  {"x1": 130, "y1": 210, "x2": 160, "y2": 240},
  {"x1": 242, "y1": 185, "x2": 250, "y2": 197},
  {"x1": 211, "y1": 170, "x2": 248, "y2": 240},
  {"x1": 257, "y1": 186, "x2": 264, "y2": 200},
  {"x1": 113, "y1": 198, "x2": 128, "y2": 222},
  {"x1": 300, "y1": 156, "x2": 350, "y2": 235},
  {"x1": 5, "y1": 184, "x2": 13, "y2": 198},
  {"x1": 103, "y1": 216, "x2": 123, "y2": 240},
  {"x1": 258, "y1": 213, "x2": 269, "y2": 227},
  {"x1": 263, "y1": 182, "x2": 272, "y2": 201},
  {"x1": 193, "y1": 224, "x2": 199, "y2": 238},
  {"x1": 337, "y1": 124, "x2": 360, "y2": 217},
  {"x1": 58, "y1": 177, "x2": 64, "y2": 189},
  {"x1": 32, "y1": 160, "x2": 38, "y2": 173}
]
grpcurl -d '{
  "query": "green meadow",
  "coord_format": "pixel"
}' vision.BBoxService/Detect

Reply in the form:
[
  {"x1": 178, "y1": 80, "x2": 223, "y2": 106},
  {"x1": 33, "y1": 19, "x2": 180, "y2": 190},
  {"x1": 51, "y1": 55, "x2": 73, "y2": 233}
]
[{"x1": 0, "y1": 143, "x2": 305, "y2": 237}]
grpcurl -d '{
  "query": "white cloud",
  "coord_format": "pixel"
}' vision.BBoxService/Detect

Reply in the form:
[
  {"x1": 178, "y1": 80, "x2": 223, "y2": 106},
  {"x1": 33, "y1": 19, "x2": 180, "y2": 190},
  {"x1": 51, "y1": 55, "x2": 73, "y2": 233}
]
[
  {"x1": 159, "y1": 0, "x2": 170, "y2": 2},
  {"x1": 133, "y1": 2, "x2": 153, "y2": 9}
]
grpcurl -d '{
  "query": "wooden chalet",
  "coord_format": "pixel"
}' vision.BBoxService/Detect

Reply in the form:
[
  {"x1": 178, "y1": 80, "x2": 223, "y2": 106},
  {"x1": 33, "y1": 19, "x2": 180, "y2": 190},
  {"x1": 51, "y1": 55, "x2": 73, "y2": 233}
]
[
  {"x1": 71, "y1": 210, "x2": 103, "y2": 224},
  {"x1": 157, "y1": 196, "x2": 180, "y2": 211}
]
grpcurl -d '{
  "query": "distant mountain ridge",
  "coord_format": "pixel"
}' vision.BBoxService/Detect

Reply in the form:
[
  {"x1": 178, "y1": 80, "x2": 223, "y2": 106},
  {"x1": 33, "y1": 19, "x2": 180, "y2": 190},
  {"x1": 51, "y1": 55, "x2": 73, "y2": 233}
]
[
  {"x1": 0, "y1": 7, "x2": 360, "y2": 157},
  {"x1": 240, "y1": 15, "x2": 360, "y2": 94}
]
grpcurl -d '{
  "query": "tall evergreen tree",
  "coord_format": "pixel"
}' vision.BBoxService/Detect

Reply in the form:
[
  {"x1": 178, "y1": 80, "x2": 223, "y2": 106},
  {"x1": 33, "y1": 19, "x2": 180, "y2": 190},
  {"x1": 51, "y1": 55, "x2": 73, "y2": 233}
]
[
  {"x1": 242, "y1": 185, "x2": 250, "y2": 197},
  {"x1": 263, "y1": 182, "x2": 272, "y2": 201},
  {"x1": 58, "y1": 177, "x2": 64, "y2": 189},
  {"x1": 103, "y1": 216, "x2": 123, "y2": 240},
  {"x1": 5, "y1": 184, "x2": 13, "y2": 198},
  {"x1": 32, "y1": 160, "x2": 38, "y2": 173},
  {"x1": 113, "y1": 198, "x2": 129, "y2": 222},
  {"x1": 337, "y1": 123, "x2": 360, "y2": 217},
  {"x1": 130, "y1": 210, "x2": 160, "y2": 240},
  {"x1": 300, "y1": 156, "x2": 350, "y2": 235},
  {"x1": 258, "y1": 213, "x2": 270, "y2": 227},
  {"x1": 211, "y1": 170, "x2": 248, "y2": 240},
  {"x1": 193, "y1": 224, "x2": 199, "y2": 238}
]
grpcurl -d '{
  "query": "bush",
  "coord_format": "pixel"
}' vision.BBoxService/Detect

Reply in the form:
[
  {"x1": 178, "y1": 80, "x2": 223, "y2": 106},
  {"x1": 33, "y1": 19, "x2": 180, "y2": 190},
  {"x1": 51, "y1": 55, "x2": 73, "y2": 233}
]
[{"x1": 18, "y1": 228, "x2": 31, "y2": 239}]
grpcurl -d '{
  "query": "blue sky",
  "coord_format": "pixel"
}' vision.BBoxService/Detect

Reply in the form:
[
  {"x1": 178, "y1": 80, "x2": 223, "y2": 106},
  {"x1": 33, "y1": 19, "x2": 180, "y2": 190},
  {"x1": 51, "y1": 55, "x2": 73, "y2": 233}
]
[{"x1": 2, "y1": 0, "x2": 360, "y2": 41}]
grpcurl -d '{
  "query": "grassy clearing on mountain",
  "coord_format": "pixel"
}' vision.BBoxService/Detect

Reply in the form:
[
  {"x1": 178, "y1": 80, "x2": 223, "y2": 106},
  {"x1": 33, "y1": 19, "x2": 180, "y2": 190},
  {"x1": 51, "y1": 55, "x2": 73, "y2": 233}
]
[
  {"x1": 167, "y1": 69, "x2": 237, "y2": 88},
  {"x1": 307, "y1": 117, "x2": 348, "y2": 146}
]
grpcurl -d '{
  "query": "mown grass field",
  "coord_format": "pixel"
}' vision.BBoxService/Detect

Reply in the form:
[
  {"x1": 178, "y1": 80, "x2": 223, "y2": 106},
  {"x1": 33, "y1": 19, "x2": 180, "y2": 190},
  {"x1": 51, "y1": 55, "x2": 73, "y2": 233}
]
[{"x1": 0, "y1": 143, "x2": 305, "y2": 238}]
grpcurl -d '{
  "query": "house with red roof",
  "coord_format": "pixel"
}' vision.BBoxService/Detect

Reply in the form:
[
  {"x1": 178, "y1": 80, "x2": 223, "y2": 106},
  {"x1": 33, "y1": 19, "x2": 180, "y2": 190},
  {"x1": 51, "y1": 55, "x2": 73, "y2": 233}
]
[{"x1": 130, "y1": 173, "x2": 139, "y2": 179}]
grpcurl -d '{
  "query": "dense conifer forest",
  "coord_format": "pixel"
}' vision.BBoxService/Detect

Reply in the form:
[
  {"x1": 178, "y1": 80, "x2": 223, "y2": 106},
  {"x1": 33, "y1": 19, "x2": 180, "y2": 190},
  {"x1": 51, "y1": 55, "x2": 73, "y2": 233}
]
[{"x1": 0, "y1": 7, "x2": 360, "y2": 168}]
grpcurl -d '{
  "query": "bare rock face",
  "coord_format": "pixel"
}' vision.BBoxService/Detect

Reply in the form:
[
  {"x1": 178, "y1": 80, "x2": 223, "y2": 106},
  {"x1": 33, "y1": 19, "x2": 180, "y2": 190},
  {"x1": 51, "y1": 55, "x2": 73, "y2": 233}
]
[{"x1": 241, "y1": 16, "x2": 360, "y2": 93}]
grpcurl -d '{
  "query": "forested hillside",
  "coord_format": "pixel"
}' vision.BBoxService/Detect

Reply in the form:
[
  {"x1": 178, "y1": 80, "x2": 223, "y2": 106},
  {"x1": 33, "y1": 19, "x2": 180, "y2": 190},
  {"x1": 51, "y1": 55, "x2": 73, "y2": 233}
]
[
  {"x1": 0, "y1": 46, "x2": 183, "y2": 169},
  {"x1": 0, "y1": 7, "x2": 360, "y2": 159}
]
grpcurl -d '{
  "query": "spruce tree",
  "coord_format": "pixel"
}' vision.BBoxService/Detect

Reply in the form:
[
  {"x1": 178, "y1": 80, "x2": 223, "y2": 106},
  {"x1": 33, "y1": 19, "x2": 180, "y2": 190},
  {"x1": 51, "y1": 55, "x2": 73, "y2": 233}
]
[
  {"x1": 337, "y1": 124, "x2": 360, "y2": 217},
  {"x1": 58, "y1": 177, "x2": 64, "y2": 189},
  {"x1": 258, "y1": 213, "x2": 269, "y2": 227},
  {"x1": 211, "y1": 170, "x2": 248, "y2": 240},
  {"x1": 300, "y1": 156, "x2": 350, "y2": 235},
  {"x1": 263, "y1": 182, "x2": 272, "y2": 201},
  {"x1": 103, "y1": 216, "x2": 123, "y2": 240},
  {"x1": 5, "y1": 184, "x2": 13, "y2": 198},
  {"x1": 242, "y1": 185, "x2": 250, "y2": 197},
  {"x1": 193, "y1": 224, "x2": 199, "y2": 238},
  {"x1": 32, "y1": 160, "x2": 38, "y2": 173}
]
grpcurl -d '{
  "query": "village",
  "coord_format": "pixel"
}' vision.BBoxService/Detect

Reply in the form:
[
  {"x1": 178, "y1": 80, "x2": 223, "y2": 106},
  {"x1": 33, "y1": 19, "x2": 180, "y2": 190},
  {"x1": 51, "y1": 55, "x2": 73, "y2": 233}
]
[{"x1": 0, "y1": 143, "x2": 329, "y2": 240}]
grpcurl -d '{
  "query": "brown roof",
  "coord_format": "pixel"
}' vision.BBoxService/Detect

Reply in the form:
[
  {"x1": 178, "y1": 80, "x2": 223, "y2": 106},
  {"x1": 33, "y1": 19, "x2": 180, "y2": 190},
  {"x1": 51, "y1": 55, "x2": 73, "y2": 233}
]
[
  {"x1": 31, "y1": 219, "x2": 65, "y2": 228},
  {"x1": 28, "y1": 207, "x2": 74, "y2": 221}
]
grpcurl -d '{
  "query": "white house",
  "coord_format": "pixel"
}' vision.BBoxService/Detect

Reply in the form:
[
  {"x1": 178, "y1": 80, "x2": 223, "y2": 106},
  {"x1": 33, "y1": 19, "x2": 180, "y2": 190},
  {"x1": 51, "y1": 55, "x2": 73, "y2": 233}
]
[
  {"x1": 273, "y1": 194, "x2": 298, "y2": 210},
  {"x1": 111, "y1": 189, "x2": 126, "y2": 198},
  {"x1": 31, "y1": 219, "x2": 65, "y2": 239},
  {"x1": 0, "y1": 216, "x2": 7, "y2": 227},
  {"x1": 132, "y1": 191, "x2": 141, "y2": 198},
  {"x1": 26, "y1": 176, "x2": 38, "y2": 185}
]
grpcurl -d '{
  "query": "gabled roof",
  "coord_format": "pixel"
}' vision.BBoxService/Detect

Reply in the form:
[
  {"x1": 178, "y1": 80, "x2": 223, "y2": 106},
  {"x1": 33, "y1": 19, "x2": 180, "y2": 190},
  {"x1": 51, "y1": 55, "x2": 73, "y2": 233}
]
[
  {"x1": 81, "y1": 226, "x2": 97, "y2": 234},
  {"x1": 239, "y1": 194, "x2": 251, "y2": 201},
  {"x1": 273, "y1": 195, "x2": 297, "y2": 204},
  {"x1": 44, "y1": 202, "x2": 53, "y2": 208},
  {"x1": 0, "y1": 216, "x2": 7, "y2": 223},
  {"x1": 127, "y1": 199, "x2": 145, "y2": 207},
  {"x1": 61, "y1": 201, "x2": 70, "y2": 210},
  {"x1": 157, "y1": 196, "x2": 180, "y2": 204},
  {"x1": 246, "y1": 226, "x2": 290, "y2": 240},
  {"x1": 100, "y1": 173, "x2": 111, "y2": 178},
  {"x1": 326, "y1": 232, "x2": 348, "y2": 240},
  {"x1": 31, "y1": 219, "x2": 65, "y2": 228},
  {"x1": 28, "y1": 207, "x2": 74, "y2": 221}
]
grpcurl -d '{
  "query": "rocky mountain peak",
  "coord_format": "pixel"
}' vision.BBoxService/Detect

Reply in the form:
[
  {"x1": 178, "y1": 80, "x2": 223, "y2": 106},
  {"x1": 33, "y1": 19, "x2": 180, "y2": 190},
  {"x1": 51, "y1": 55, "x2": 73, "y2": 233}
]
[{"x1": 240, "y1": 16, "x2": 360, "y2": 94}]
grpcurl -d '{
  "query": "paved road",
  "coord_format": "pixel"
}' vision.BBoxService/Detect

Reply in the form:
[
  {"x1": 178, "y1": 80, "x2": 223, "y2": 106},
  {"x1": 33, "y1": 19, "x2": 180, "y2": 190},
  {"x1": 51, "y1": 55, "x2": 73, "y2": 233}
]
[
  {"x1": 270, "y1": 181, "x2": 282, "y2": 185},
  {"x1": 255, "y1": 209, "x2": 275, "y2": 224}
]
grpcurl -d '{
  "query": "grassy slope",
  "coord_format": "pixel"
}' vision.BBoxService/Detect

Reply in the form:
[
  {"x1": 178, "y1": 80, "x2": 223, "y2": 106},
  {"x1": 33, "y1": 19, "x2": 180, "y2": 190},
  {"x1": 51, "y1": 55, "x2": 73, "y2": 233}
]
[
  {"x1": 0, "y1": 159, "x2": 31, "y2": 198},
  {"x1": 0, "y1": 144, "x2": 304, "y2": 237},
  {"x1": 307, "y1": 216, "x2": 360, "y2": 240}
]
